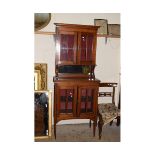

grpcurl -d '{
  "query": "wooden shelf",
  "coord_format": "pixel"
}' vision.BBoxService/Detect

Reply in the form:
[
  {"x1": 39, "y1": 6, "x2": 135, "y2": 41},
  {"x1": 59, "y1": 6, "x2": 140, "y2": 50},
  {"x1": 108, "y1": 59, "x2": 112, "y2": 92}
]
[
  {"x1": 97, "y1": 34, "x2": 120, "y2": 38},
  {"x1": 35, "y1": 31, "x2": 56, "y2": 35},
  {"x1": 34, "y1": 31, "x2": 120, "y2": 38}
]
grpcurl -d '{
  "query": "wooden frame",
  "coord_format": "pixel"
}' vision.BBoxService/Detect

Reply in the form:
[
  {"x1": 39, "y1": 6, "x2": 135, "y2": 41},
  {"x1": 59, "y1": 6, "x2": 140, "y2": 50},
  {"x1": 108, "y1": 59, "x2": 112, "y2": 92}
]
[
  {"x1": 108, "y1": 24, "x2": 120, "y2": 36},
  {"x1": 98, "y1": 82, "x2": 117, "y2": 105},
  {"x1": 34, "y1": 63, "x2": 47, "y2": 90},
  {"x1": 94, "y1": 19, "x2": 108, "y2": 35},
  {"x1": 34, "y1": 90, "x2": 52, "y2": 141}
]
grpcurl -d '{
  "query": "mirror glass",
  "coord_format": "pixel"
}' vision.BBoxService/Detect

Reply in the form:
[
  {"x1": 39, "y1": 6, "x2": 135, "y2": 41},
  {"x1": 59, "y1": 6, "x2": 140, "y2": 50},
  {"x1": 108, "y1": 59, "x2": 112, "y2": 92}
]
[{"x1": 34, "y1": 92, "x2": 49, "y2": 136}]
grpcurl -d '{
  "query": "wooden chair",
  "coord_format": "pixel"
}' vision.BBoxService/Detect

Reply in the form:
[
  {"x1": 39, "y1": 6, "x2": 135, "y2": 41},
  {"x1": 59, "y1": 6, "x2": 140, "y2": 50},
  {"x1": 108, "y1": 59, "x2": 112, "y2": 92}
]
[{"x1": 98, "y1": 82, "x2": 120, "y2": 139}]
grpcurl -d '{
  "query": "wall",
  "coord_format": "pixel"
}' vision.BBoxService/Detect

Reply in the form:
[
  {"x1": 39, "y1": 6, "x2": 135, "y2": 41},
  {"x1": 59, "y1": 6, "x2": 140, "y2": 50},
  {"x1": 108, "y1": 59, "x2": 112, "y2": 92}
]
[{"x1": 34, "y1": 13, "x2": 120, "y2": 124}]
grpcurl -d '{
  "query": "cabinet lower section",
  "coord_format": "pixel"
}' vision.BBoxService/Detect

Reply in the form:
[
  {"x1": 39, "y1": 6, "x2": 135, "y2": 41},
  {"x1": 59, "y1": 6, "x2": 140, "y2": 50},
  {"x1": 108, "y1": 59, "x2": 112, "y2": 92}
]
[{"x1": 53, "y1": 78, "x2": 100, "y2": 138}]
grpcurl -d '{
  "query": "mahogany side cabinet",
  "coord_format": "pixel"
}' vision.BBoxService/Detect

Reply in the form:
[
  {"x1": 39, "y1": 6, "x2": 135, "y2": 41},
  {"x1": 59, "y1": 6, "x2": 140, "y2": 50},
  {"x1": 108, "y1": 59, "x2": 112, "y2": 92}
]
[{"x1": 53, "y1": 23, "x2": 100, "y2": 139}]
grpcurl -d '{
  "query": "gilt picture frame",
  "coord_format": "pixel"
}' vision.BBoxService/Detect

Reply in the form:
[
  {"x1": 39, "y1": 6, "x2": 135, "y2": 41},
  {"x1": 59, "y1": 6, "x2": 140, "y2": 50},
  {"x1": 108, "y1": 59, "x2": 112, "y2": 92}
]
[
  {"x1": 34, "y1": 63, "x2": 47, "y2": 90},
  {"x1": 34, "y1": 70, "x2": 41, "y2": 90}
]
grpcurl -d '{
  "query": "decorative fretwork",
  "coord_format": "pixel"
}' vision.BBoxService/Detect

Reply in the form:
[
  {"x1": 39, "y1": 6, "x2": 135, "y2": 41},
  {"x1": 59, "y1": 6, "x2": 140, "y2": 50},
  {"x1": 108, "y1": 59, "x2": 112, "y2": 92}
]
[
  {"x1": 88, "y1": 96, "x2": 93, "y2": 102},
  {"x1": 60, "y1": 96, "x2": 66, "y2": 102},
  {"x1": 98, "y1": 92, "x2": 113, "y2": 97},
  {"x1": 81, "y1": 96, "x2": 87, "y2": 102}
]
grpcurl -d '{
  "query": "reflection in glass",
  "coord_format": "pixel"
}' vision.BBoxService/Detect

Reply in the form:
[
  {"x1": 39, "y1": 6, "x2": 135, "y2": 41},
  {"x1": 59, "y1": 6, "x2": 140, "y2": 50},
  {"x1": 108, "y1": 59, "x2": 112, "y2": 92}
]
[
  {"x1": 34, "y1": 92, "x2": 48, "y2": 136},
  {"x1": 60, "y1": 34, "x2": 74, "y2": 61},
  {"x1": 81, "y1": 33, "x2": 94, "y2": 62}
]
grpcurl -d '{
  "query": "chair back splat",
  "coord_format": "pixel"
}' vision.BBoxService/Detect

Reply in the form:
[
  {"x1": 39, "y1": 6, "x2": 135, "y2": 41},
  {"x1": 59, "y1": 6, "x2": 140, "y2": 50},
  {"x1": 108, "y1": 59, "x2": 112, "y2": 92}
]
[{"x1": 98, "y1": 82, "x2": 117, "y2": 105}]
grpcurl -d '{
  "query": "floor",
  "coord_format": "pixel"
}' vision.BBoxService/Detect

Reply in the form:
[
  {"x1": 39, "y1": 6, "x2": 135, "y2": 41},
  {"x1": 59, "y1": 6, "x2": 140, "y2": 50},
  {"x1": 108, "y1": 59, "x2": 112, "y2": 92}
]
[{"x1": 35, "y1": 123, "x2": 120, "y2": 142}]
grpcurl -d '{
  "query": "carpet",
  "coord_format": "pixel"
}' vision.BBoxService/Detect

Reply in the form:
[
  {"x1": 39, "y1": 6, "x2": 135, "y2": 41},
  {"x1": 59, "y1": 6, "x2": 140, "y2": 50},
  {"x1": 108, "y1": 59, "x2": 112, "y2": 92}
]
[{"x1": 35, "y1": 123, "x2": 120, "y2": 142}]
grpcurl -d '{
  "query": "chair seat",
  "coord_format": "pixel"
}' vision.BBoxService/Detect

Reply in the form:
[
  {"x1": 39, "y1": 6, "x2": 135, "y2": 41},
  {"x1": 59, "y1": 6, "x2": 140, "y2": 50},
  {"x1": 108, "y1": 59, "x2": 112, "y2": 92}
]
[{"x1": 98, "y1": 103, "x2": 120, "y2": 125}]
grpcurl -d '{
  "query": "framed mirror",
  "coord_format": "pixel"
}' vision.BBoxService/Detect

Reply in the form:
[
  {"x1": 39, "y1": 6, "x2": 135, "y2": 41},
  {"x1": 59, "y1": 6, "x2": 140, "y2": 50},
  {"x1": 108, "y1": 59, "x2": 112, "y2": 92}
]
[
  {"x1": 34, "y1": 90, "x2": 52, "y2": 140},
  {"x1": 34, "y1": 13, "x2": 51, "y2": 31}
]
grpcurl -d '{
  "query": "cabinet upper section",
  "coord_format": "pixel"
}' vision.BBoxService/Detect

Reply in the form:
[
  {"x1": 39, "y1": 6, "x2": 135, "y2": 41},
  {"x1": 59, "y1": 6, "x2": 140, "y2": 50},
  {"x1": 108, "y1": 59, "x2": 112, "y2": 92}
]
[{"x1": 54, "y1": 23, "x2": 99, "y2": 66}]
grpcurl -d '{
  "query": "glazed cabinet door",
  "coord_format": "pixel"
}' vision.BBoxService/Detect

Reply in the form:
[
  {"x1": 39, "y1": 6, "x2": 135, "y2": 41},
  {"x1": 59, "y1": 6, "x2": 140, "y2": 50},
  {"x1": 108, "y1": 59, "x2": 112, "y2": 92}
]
[
  {"x1": 77, "y1": 86, "x2": 98, "y2": 116},
  {"x1": 56, "y1": 85, "x2": 77, "y2": 116},
  {"x1": 78, "y1": 32, "x2": 96, "y2": 65},
  {"x1": 57, "y1": 31, "x2": 77, "y2": 65}
]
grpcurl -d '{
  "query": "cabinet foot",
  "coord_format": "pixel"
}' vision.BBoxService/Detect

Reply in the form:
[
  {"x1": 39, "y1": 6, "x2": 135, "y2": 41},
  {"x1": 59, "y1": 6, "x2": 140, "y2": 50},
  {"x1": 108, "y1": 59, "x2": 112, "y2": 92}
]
[{"x1": 93, "y1": 120, "x2": 97, "y2": 136}]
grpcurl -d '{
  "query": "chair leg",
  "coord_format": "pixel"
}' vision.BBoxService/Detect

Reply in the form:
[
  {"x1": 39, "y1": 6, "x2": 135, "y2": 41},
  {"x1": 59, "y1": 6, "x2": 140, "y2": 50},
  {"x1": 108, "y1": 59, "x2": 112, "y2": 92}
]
[
  {"x1": 89, "y1": 119, "x2": 91, "y2": 128},
  {"x1": 54, "y1": 117, "x2": 57, "y2": 139},
  {"x1": 110, "y1": 120, "x2": 113, "y2": 126},
  {"x1": 98, "y1": 120, "x2": 103, "y2": 140},
  {"x1": 93, "y1": 120, "x2": 97, "y2": 136},
  {"x1": 116, "y1": 116, "x2": 120, "y2": 126}
]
